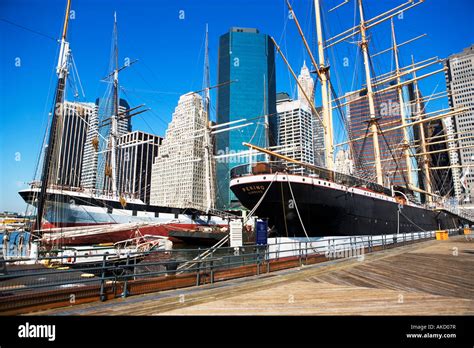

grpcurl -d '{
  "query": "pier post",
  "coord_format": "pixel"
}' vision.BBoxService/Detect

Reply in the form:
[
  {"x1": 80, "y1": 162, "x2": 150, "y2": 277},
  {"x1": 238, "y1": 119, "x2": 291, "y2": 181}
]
[
  {"x1": 196, "y1": 262, "x2": 200, "y2": 286},
  {"x1": 266, "y1": 245, "x2": 270, "y2": 273},
  {"x1": 122, "y1": 254, "x2": 130, "y2": 298},
  {"x1": 196, "y1": 256, "x2": 201, "y2": 286},
  {"x1": 299, "y1": 242, "x2": 302, "y2": 267},
  {"x1": 305, "y1": 241, "x2": 308, "y2": 263},
  {"x1": 256, "y1": 246, "x2": 260, "y2": 276},
  {"x1": 210, "y1": 259, "x2": 214, "y2": 284},
  {"x1": 99, "y1": 254, "x2": 107, "y2": 302}
]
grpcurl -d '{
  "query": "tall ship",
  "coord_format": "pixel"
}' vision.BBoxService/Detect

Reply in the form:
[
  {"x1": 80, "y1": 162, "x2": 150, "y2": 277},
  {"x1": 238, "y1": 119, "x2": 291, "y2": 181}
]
[
  {"x1": 230, "y1": 0, "x2": 474, "y2": 237},
  {"x1": 18, "y1": 0, "x2": 229, "y2": 246}
]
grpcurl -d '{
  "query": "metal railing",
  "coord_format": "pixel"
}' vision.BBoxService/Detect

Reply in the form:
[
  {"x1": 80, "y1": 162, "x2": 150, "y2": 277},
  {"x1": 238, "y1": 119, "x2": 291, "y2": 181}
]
[{"x1": 0, "y1": 229, "x2": 460, "y2": 313}]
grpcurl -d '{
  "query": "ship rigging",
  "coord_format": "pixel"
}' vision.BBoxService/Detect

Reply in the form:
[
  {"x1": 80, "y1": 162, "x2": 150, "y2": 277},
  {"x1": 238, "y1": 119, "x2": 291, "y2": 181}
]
[{"x1": 230, "y1": 0, "x2": 474, "y2": 237}]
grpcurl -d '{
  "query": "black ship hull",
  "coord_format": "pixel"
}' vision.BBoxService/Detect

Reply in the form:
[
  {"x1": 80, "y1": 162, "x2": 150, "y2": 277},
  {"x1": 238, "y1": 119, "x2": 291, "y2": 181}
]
[{"x1": 230, "y1": 173, "x2": 470, "y2": 237}]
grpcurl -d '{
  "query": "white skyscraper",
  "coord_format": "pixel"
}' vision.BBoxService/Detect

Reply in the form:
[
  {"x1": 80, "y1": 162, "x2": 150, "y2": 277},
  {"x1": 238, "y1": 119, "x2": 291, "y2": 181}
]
[
  {"x1": 275, "y1": 62, "x2": 326, "y2": 172},
  {"x1": 81, "y1": 103, "x2": 99, "y2": 189},
  {"x1": 334, "y1": 149, "x2": 354, "y2": 175},
  {"x1": 445, "y1": 45, "x2": 474, "y2": 204},
  {"x1": 276, "y1": 93, "x2": 315, "y2": 174},
  {"x1": 296, "y1": 62, "x2": 325, "y2": 167},
  {"x1": 297, "y1": 60, "x2": 315, "y2": 107},
  {"x1": 297, "y1": 62, "x2": 325, "y2": 167},
  {"x1": 150, "y1": 92, "x2": 213, "y2": 210},
  {"x1": 443, "y1": 116, "x2": 462, "y2": 201}
]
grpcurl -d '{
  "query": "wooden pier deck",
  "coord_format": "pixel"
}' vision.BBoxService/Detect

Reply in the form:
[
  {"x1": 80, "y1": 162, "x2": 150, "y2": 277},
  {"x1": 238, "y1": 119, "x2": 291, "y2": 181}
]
[{"x1": 32, "y1": 236, "x2": 474, "y2": 315}]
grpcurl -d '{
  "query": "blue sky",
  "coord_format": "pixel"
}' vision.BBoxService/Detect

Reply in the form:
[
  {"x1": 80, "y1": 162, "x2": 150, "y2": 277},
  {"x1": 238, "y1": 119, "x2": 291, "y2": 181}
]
[{"x1": 0, "y1": 0, "x2": 473, "y2": 213}]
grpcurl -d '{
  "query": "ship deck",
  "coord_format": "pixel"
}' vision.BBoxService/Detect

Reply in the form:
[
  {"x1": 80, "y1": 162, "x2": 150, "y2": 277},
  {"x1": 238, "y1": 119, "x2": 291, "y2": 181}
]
[{"x1": 31, "y1": 235, "x2": 474, "y2": 315}]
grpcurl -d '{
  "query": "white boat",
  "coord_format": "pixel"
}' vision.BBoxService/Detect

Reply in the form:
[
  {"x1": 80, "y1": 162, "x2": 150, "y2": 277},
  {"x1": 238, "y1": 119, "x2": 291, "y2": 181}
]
[{"x1": 56, "y1": 234, "x2": 172, "y2": 268}]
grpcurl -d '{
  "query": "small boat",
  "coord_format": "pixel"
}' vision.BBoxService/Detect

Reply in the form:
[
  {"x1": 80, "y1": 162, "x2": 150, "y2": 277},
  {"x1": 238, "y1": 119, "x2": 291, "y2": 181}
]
[
  {"x1": 1, "y1": 233, "x2": 172, "y2": 277},
  {"x1": 56, "y1": 234, "x2": 172, "y2": 268},
  {"x1": 40, "y1": 222, "x2": 177, "y2": 246}
]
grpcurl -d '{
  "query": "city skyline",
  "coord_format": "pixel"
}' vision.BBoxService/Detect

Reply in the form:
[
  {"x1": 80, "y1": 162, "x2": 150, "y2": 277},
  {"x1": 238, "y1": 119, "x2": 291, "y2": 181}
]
[{"x1": 1, "y1": 0, "x2": 474, "y2": 212}]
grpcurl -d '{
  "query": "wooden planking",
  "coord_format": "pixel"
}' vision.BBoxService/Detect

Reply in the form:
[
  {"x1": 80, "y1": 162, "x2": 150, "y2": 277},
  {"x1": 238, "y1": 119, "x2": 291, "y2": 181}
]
[
  {"x1": 161, "y1": 237, "x2": 474, "y2": 315},
  {"x1": 160, "y1": 282, "x2": 473, "y2": 316},
  {"x1": 32, "y1": 236, "x2": 474, "y2": 316}
]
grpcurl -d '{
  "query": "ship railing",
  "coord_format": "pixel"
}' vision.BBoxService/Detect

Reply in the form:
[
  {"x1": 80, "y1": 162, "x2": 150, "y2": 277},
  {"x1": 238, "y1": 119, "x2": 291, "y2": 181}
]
[
  {"x1": 31, "y1": 182, "x2": 141, "y2": 201},
  {"x1": 206, "y1": 208, "x2": 241, "y2": 220},
  {"x1": 230, "y1": 161, "x2": 392, "y2": 196},
  {"x1": 0, "y1": 228, "x2": 460, "y2": 313}
]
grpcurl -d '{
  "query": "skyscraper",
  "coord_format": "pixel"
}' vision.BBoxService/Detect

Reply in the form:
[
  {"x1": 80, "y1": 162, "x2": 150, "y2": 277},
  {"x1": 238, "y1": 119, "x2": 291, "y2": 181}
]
[
  {"x1": 117, "y1": 131, "x2": 162, "y2": 204},
  {"x1": 443, "y1": 116, "x2": 462, "y2": 200},
  {"x1": 296, "y1": 61, "x2": 325, "y2": 167},
  {"x1": 276, "y1": 92, "x2": 315, "y2": 174},
  {"x1": 81, "y1": 103, "x2": 99, "y2": 189},
  {"x1": 150, "y1": 92, "x2": 213, "y2": 210},
  {"x1": 54, "y1": 101, "x2": 96, "y2": 188},
  {"x1": 312, "y1": 114, "x2": 326, "y2": 167},
  {"x1": 346, "y1": 86, "x2": 417, "y2": 187},
  {"x1": 297, "y1": 61, "x2": 315, "y2": 108},
  {"x1": 445, "y1": 44, "x2": 474, "y2": 204},
  {"x1": 215, "y1": 27, "x2": 277, "y2": 210},
  {"x1": 409, "y1": 87, "x2": 452, "y2": 200},
  {"x1": 94, "y1": 98, "x2": 132, "y2": 193},
  {"x1": 334, "y1": 149, "x2": 354, "y2": 175},
  {"x1": 424, "y1": 118, "x2": 453, "y2": 196}
]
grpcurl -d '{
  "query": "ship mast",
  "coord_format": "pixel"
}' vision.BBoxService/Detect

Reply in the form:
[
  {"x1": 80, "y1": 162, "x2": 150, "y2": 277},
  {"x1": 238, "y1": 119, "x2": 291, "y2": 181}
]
[
  {"x1": 391, "y1": 19, "x2": 413, "y2": 187},
  {"x1": 202, "y1": 23, "x2": 215, "y2": 212},
  {"x1": 357, "y1": 0, "x2": 383, "y2": 185},
  {"x1": 322, "y1": 0, "x2": 425, "y2": 185},
  {"x1": 109, "y1": 11, "x2": 119, "y2": 195},
  {"x1": 285, "y1": 0, "x2": 333, "y2": 169},
  {"x1": 36, "y1": 0, "x2": 71, "y2": 231},
  {"x1": 99, "y1": 14, "x2": 142, "y2": 197},
  {"x1": 263, "y1": 74, "x2": 270, "y2": 162},
  {"x1": 314, "y1": 0, "x2": 334, "y2": 170},
  {"x1": 411, "y1": 55, "x2": 433, "y2": 201}
]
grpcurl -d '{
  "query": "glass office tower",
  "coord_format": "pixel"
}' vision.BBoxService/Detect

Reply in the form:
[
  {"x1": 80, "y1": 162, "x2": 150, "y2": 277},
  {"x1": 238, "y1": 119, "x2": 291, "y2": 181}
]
[{"x1": 216, "y1": 27, "x2": 277, "y2": 210}]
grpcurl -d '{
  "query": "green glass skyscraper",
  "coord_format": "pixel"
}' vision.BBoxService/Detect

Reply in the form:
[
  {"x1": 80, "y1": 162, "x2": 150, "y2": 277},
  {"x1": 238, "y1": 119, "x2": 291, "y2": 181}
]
[{"x1": 216, "y1": 27, "x2": 277, "y2": 210}]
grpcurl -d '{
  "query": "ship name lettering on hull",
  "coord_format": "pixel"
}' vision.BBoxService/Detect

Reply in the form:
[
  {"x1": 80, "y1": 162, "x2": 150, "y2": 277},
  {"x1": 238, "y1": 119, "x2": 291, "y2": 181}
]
[{"x1": 242, "y1": 185, "x2": 266, "y2": 195}]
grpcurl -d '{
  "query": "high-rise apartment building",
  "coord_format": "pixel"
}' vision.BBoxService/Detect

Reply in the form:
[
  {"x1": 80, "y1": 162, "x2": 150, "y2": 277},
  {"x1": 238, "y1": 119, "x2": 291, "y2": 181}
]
[
  {"x1": 150, "y1": 93, "x2": 213, "y2": 210},
  {"x1": 215, "y1": 27, "x2": 277, "y2": 210}
]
